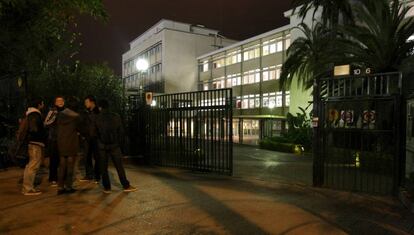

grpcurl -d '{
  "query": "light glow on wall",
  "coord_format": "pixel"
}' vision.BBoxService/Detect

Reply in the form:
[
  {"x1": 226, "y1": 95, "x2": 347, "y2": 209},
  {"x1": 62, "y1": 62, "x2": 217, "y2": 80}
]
[{"x1": 136, "y1": 59, "x2": 149, "y2": 71}]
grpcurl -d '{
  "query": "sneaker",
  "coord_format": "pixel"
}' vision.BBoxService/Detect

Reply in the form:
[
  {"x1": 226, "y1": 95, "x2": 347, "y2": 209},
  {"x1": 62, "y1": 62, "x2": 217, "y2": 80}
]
[
  {"x1": 123, "y1": 186, "x2": 137, "y2": 192},
  {"x1": 49, "y1": 181, "x2": 58, "y2": 187},
  {"x1": 103, "y1": 189, "x2": 112, "y2": 194},
  {"x1": 23, "y1": 189, "x2": 42, "y2": 196}
]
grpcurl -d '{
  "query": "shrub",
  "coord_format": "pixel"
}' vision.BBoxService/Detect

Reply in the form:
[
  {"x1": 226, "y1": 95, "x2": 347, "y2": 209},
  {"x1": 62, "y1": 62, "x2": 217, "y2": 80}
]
[{"x1": 259, "y1": 139, "x2": 297, "y2": 153}]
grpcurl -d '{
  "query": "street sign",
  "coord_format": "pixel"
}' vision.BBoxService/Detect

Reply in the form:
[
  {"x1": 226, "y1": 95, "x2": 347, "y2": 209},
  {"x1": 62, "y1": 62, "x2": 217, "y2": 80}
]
[{"x1": 145, "y1": 92, "x2": 153, "y2": 105}]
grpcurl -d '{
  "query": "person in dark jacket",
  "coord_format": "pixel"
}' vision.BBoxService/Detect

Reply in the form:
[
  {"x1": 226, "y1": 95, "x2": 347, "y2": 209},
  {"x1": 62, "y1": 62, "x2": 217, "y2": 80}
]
[
  {"x1": 22, "y1": 97, "x2": 47, "y2": 196},
  {"x1": 81, "y1": 95, "x2": 100, "y2": 183},
  {"x1": 56, "y1": 97, "x2": 84, "y2": 195},
  {"x1": 94, "y1": 99, "x2": 136, "y2": 193},
  {"x1": 44, "y1": 96, "x2": 65, "y2": 186}
]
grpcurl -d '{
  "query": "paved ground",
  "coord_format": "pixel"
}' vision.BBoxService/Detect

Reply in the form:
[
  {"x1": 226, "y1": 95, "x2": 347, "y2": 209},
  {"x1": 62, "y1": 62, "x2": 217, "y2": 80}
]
[
  {"x1": 233, "y1": 145, "x2": 313, "y2": 185},
  {"x1": 0, "y1": 146, "x2": 413, "y2": 234}
]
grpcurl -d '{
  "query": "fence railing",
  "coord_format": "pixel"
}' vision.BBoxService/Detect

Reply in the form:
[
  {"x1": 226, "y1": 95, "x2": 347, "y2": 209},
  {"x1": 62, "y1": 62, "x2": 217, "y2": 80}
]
[
  {"x1": 321, "y1": 72, "x2": 402, "y2": 98},
  {"x1": 142, "y1": 89, "x2": 233, "y2": 175}
]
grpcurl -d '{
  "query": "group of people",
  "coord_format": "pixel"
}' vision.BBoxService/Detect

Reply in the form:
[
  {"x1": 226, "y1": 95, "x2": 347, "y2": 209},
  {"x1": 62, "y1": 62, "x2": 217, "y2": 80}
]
[{"x1": 21, "y1": 95, "x2": 136, "y2": 196}]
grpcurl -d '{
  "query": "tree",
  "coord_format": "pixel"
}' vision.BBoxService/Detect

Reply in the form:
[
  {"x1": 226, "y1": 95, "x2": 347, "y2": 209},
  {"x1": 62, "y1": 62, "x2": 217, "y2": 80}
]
[
  {"x1": 0, "y1": 0, "x2": 108, "y2": 118},
  {"x1": 292, "y1": 0, "x2": 353, "y2": 28},
  {"x1": 336, "y1": 0, "x2": 414, "y2": 74},
  {"x1": 0, "y1": 0, "x2": 107, "y2": 79},
  {"x1": 30, "y1": 62, "x2": 124, "y2": 113},
  {"x1": 279, "y1": 23, "x2": 335, "y2": 90}
]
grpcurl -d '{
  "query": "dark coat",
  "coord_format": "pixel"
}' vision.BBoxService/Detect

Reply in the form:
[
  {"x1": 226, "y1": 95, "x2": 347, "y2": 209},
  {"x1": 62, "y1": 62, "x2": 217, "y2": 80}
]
[
  {"x1": 82, "y1": 106, "x2": 100, "y2": 141},
  {"x1": 94, "y1": 110, "x2": 124, "y2": 147},
  {"x1": 26, "y1": 108, "x2": 47, "y2": 145},
  {"x1": 57, "y1": 108, "x2": 83, "y2": 156}
]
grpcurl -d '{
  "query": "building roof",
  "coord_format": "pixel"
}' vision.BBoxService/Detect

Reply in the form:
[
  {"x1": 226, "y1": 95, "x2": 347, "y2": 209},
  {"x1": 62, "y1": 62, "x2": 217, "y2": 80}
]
[
  {"x1": 129, "y1": 19, "x2": 224, "y2": 49},
  {"x1": 196, "y1": 24, "x2": 291, "y2": 60}
]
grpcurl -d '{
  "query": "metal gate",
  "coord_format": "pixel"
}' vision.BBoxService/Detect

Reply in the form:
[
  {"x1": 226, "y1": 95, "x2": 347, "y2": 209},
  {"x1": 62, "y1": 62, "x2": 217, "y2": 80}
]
[
  {"x1": 315, "y1": 72, "x2": 404, "y2": 194},
  {"x1": 135, "y1": 89, "x2": 233, "y2": 175}
]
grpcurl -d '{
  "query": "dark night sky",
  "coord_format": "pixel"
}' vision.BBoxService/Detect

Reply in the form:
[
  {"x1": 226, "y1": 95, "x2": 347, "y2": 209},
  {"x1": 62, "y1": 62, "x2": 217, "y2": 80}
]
[{"x1": 78, "y1": 0, "x2": 293, "y2": 76}]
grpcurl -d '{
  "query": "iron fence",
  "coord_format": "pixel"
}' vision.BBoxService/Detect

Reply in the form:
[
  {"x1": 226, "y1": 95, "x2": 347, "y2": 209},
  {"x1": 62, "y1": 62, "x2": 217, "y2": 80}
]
[
  {"x1": 316, "y1": 72, "x2": 403, "y2": 194},
  {"x1": 139, "y1": 89, "x2": 233, "y2": 175}
]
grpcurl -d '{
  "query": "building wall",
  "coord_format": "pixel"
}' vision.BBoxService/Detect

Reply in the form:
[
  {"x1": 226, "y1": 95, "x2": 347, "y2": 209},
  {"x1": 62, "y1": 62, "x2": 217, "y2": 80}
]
[
  {"x1": 197, "y1": 28, "x2": 293, "y2": 145},
  {"x1": 284, "y1": 7, "x2": 322, "y2": 115},
  {"x1": 198, "y1": 29, "x2": 292, "y2": 116},
  {"x1": 163, "y1": 30, "x2": 235, "y2": 93},
  {"x1": 123, "y1": 20, "x2": 237, "y2": 95}
]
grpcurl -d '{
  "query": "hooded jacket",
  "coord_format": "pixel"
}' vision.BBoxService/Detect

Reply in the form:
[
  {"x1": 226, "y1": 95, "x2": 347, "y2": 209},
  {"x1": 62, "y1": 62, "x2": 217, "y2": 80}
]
[
  {"x1": 57, "y1": 108, "x2": 83, "y2": 156},
  {"x1": 26, "y1": 107, "x2": 46, "y2": 146}
]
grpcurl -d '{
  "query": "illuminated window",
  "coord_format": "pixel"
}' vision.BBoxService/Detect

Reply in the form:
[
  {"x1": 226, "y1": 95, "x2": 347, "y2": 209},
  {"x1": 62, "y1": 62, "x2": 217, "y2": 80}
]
[
  {"x1": 242, "y1": 95, "x2": 249, "y2": 109},
  {"x1": 227, "y1": 78, "x2": 232, "y2": 88},
  {"x1": 276, "y1": 92, "x2": 283, "y2": 107},
  {"x1": 263, "y1": 69, "x2": 269, "y2": 81},
  {"x1": 249, "y1": 95, "x2": 255, "y2": 108},
  {"x1": 285, "y1": 35, "x2": 291, "y2": 49},
  {"x1": 276, "y1": 39, "x2": 283, "y2": 52},
  {"x1": 226, "y1": 50, "x2": 242, "y2": 65},
  {"x1": 270, "y1": 69, "x2": 276, "y2": 80},
  {"x1": 263, "y1": 94, "x2": 269, "y2": 107},
  {"x1": 269, "y1": 44, "x2": 276, "y2": 54},
  {"x1": 255, "y1": 94, "x2": 261, "y2": 108},
  {"x1": 262, "y1": 41, "x2": 270, "y2": 56},
  {"x1": 200, "y1": 60, "x2": 209, "y2": 72},
  {"x1": 243, "y1": 73, "x2": 249, "y2": 84},
  {"x1": 213, "y1": 58, "x2": 225, "y2": 69},
  {"x1": 285, "y1": 91, "x2": 290, "y2": 106},
  {"x1": 276, "y1": 65, "x2": 282, "y2": 79},
  {"x1": 255, "y1": 71, "x2": 260, "y2": 83},
  {"x1": 243, "y1": 45, "x2": 260, "y2": 61},
  {"x1": 269, "y1": 94, "x2": 276, "y2": 108},
  {"x1": 236, "y1": 96, "x2": 242, "y2": 109}
]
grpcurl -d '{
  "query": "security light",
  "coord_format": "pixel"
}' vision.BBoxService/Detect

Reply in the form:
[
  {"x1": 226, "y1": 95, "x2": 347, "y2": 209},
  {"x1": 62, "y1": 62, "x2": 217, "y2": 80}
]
[{"x1": 136, "y1": 59, "x2": 149, "y2": 71}]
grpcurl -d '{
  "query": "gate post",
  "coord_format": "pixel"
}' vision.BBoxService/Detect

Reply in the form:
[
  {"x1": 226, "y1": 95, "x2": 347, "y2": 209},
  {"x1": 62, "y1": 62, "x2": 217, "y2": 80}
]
[{"x1": 313, "y1": 78, "x2": 324, "y2": 187}]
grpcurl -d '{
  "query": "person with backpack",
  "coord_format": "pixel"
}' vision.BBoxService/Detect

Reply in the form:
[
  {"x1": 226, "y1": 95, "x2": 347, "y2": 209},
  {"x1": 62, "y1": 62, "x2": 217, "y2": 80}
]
[
  {"x1": 21, "y1": 97, "x2": 47, "y2": 196},
  {"x1": 94, "y1": 99, "x2": 136, "y2": 194},
  {"x1": 44, "y1": 96, "x2": 65, "y2": 187},
  {"x1": 56, "y1": 97, "x2": 85, "y2": 195}
]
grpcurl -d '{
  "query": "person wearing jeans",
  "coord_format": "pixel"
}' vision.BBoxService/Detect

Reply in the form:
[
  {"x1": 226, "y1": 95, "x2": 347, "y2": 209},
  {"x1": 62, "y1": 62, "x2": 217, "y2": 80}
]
[
  {"x1": 94, "y1": 99, "x2": 136, "y2": 193},
  {"x1": 22, "y1": 98, "x2": 46, "y2": 196}
]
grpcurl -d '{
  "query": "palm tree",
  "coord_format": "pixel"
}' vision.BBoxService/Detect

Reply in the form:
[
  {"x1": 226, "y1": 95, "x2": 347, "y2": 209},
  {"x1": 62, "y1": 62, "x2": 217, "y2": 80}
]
[
  {"x1": 337, "y1": 0, "x2": 414, "y2": 73},
  {"x1": 279, "y1": 22, "x2": 335, "y2": 90},
  {"x1": 291, "y1": 0, "x2": 354, "y2": 28}
]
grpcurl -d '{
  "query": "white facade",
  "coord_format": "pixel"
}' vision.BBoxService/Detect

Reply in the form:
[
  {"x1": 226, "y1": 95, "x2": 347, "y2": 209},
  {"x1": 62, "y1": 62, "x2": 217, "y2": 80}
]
[{"x1": 122, "y1": 19, "x2": 237, "y2": 94}]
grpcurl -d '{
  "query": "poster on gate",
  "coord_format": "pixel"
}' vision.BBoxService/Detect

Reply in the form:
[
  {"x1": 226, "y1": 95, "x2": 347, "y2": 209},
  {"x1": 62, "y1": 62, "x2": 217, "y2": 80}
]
[{"x1": 363, "y1": 110, "x2": 376, "y2": 124}]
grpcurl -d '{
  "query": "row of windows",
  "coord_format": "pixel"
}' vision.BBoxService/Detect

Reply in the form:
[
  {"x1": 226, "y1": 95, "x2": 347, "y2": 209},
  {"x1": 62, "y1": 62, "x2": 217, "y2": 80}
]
[
  {"x1": 195, "y1": 92, "x2": 290, "y2": 109},
  {"x1": 125, "y1": 63, "x2": 162, "y2": 89},
  {"x1": 235, "y1": 92, "x2": 290, "y2": 109},
  {"x1": 123, "y1": 44, "x2": 162, "y2": 77},
  {"x1": 200, "y1": 35, "x2": 290, "y2": 72},
  {"x1": 203, "y1": 65, "x2": 282, "y2": 90}
]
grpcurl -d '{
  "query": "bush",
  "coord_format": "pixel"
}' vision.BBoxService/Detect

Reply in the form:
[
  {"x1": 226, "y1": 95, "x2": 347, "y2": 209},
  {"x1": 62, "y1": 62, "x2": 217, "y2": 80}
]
[
  {"x1": 259, "y1": 106, "x2": 312, "y2": 154},
  {"x1": 259, "y1": 139, "x2": 297, "y2": 153}
]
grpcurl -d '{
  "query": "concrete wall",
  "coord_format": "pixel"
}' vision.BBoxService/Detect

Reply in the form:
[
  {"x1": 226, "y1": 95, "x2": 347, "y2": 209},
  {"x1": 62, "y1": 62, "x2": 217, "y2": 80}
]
[
  {"x1": 163, "y1": 30, "x2": 235, "y2": 93},
  {"x1": 122, "y1": 32, "x2": 163, "y2": 66}
]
